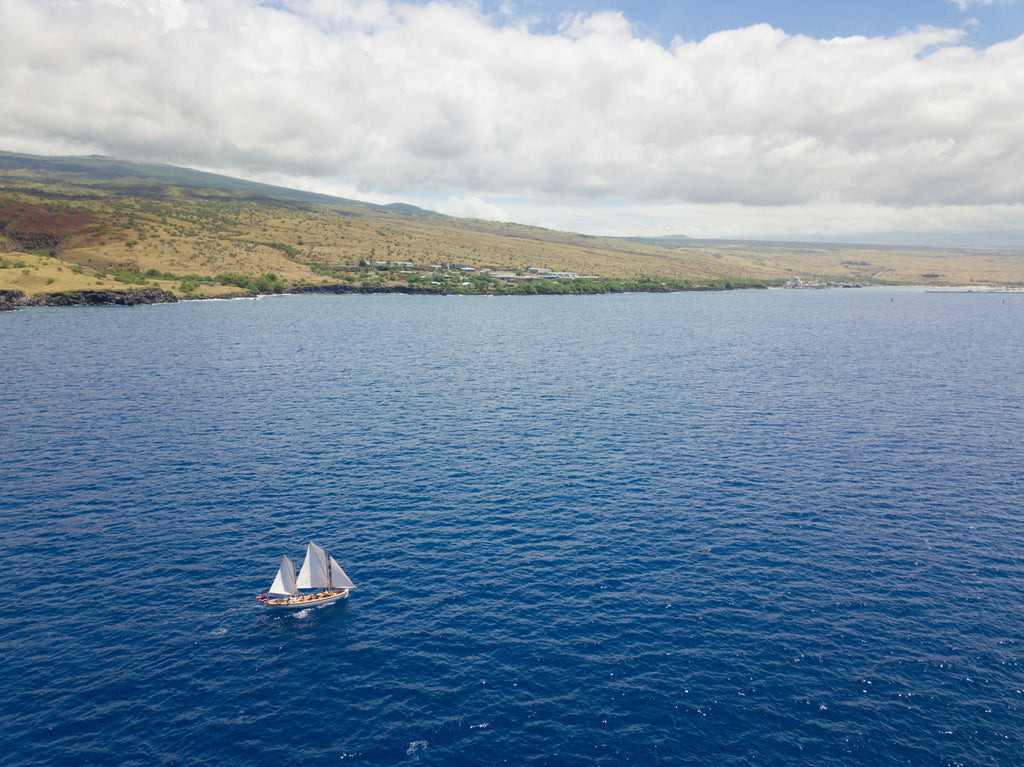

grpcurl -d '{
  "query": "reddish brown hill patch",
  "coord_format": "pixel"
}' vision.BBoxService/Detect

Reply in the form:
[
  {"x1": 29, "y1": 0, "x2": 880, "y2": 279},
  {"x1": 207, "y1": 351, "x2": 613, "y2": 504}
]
[{"x1": 0, "y1": 202, "x2": 102, "y2": 251}]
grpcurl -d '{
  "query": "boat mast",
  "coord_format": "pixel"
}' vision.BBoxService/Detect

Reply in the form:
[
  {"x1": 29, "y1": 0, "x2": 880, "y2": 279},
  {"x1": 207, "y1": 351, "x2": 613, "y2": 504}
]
[
  {"x1": 291, "y1": 557, "x2": 297, "y2": 598},
  {"x1": 326, "y1": 548, "x2": 332, "y2": 592}
]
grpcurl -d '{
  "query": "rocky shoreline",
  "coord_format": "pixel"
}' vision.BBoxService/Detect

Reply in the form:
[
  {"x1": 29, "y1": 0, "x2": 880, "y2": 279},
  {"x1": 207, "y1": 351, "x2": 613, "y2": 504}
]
[
  {"x1": 0, "y1": 284, "x2": 456, "y2": 311},
  {"x1": 1, "y1": 280, "x2": 765, "y2": 311},
  {"x1": 0, "y1": 287, "x2": 181, "y2": 311}
]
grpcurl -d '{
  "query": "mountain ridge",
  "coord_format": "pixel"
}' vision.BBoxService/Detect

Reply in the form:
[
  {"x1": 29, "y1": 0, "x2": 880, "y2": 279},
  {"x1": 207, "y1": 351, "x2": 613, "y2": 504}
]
[{"x1": 2, "y1": 151, "x2": 1022, "y2": 299}]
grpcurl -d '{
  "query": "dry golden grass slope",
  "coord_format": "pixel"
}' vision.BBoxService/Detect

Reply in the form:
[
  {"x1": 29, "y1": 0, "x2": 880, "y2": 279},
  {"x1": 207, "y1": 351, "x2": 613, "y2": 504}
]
[{"x1": 2, "y1": 151, "x2": 1023, "y2": 296}]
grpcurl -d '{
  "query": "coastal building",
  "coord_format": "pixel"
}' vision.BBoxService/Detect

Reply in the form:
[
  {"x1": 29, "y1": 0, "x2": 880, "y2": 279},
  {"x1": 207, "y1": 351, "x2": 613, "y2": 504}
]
[{"x1": 540, "y1": 271, "x2": 580, "y2": 279}]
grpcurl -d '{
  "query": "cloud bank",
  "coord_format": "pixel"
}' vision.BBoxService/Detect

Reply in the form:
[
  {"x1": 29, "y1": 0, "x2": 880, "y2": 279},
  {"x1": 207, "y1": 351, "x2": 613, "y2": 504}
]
[{"x1": 2, "y1": 0, "x2": 1024, "y2": 241}]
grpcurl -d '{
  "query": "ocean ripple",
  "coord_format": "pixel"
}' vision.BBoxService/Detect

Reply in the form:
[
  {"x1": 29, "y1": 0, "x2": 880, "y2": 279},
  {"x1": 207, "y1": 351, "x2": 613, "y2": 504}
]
[{"x1": 1, "y1": 290, "x2": 1022, "y2": 765}]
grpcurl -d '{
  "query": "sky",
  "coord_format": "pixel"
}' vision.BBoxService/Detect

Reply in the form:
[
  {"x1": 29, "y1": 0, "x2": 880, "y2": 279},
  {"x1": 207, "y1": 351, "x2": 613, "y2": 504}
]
[{"x1": 2, "y1": 0, "x2": 1024, "y2": 246}]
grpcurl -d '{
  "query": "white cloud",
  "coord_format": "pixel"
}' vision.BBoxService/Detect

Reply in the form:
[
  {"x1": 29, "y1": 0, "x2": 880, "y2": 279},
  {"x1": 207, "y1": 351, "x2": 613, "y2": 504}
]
[
  {"x1": 1, "y1": 0, "x2": 1024, "y2": 242},
  {"x1": 949, "y1": 0, "x2": 1019, "y2": 11},
  {"x1": 950, "y1": 0, "x2": 991, "y2": 10}
]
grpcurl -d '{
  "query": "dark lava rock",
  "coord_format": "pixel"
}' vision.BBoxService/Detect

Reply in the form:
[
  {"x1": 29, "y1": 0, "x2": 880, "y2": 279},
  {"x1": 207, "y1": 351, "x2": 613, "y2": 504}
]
[
  {"x1": 0, "y1": 289, "x2": 33, "y2": 311},
  {"x1": 0, "y1": 287, "x2": 179, "y2": 310}
]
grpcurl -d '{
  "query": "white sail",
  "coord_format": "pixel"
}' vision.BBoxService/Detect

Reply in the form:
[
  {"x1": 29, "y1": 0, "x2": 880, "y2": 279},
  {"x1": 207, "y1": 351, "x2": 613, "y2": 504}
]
[
  {"x1": 296, "y1": 541, "x2": 330, "y2": 590},
  {"x1": 329, "y1": 555, "x2": 356, "y2": 589},
  {"x1": 268, "y1": 555, "x2": 297, "y2": 596}
]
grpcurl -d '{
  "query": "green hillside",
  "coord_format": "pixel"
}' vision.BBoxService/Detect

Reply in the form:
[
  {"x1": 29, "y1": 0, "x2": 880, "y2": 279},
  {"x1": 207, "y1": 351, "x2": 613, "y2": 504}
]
[{"x1": 2, "y1": 150, "x2": 1022, "y2": 300}]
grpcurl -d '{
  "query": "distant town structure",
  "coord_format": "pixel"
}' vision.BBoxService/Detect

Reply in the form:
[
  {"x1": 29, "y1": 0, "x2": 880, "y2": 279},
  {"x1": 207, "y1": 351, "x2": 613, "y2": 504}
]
[
  {"x1": 784, "y1": 276, "x2": 868, "y2": 289},
  {"x1": 364, "y1": 260, "x2": 601, "y2": 283},
  {"x1": 540, "y1": 271, "x2": 580, "y2": 279}
]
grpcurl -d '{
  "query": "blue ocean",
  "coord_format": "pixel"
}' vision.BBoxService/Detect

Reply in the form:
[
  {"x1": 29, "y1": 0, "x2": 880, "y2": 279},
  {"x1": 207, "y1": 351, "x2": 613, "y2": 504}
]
[{"x1": 2, "y1": 289, "x2": 1022, "y2": 766}]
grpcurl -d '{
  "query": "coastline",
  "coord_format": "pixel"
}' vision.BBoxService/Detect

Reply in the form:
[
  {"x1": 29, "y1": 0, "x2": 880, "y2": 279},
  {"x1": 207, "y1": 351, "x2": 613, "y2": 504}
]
[
  {"x1": 9, "y1": 282, "x2": 1022, "y2": 312},
  {"x1": 0, "y1": 287, "x2": 181, "y2": 311},
  {"x1": 0, "y1": 281, "x2": 768, "y2": 311}
]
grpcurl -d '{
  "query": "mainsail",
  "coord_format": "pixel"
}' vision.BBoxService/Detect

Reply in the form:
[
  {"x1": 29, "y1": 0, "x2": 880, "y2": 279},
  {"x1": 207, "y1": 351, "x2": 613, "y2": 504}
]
[
  {"x1": 296, "y1": 541, "x2": 356, "y2": 591},
  {"x1": 296, "y1": 541, "x2": 330, "y2": 590},
  {"x1": 268, "y1": 555, "x2": 298, "y2": 597}
]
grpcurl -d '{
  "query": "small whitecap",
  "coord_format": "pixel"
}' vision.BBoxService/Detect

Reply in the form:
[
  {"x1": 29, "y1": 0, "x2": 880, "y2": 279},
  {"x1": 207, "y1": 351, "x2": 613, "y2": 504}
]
[{"x1": 407, "y1": 740, "x2": 428, "y2": 756}]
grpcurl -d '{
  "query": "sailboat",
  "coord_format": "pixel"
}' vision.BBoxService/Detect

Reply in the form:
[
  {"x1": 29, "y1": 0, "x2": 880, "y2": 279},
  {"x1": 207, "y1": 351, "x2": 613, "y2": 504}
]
[{"x1": 259, "y1": 541, "x2": 355, "y2": 609}]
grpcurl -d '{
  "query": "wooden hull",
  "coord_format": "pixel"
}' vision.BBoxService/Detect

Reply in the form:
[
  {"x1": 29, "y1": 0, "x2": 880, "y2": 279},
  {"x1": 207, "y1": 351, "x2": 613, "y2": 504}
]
[{"x1": 265, "y1": 589, "x2": 349, "y2": 609}]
